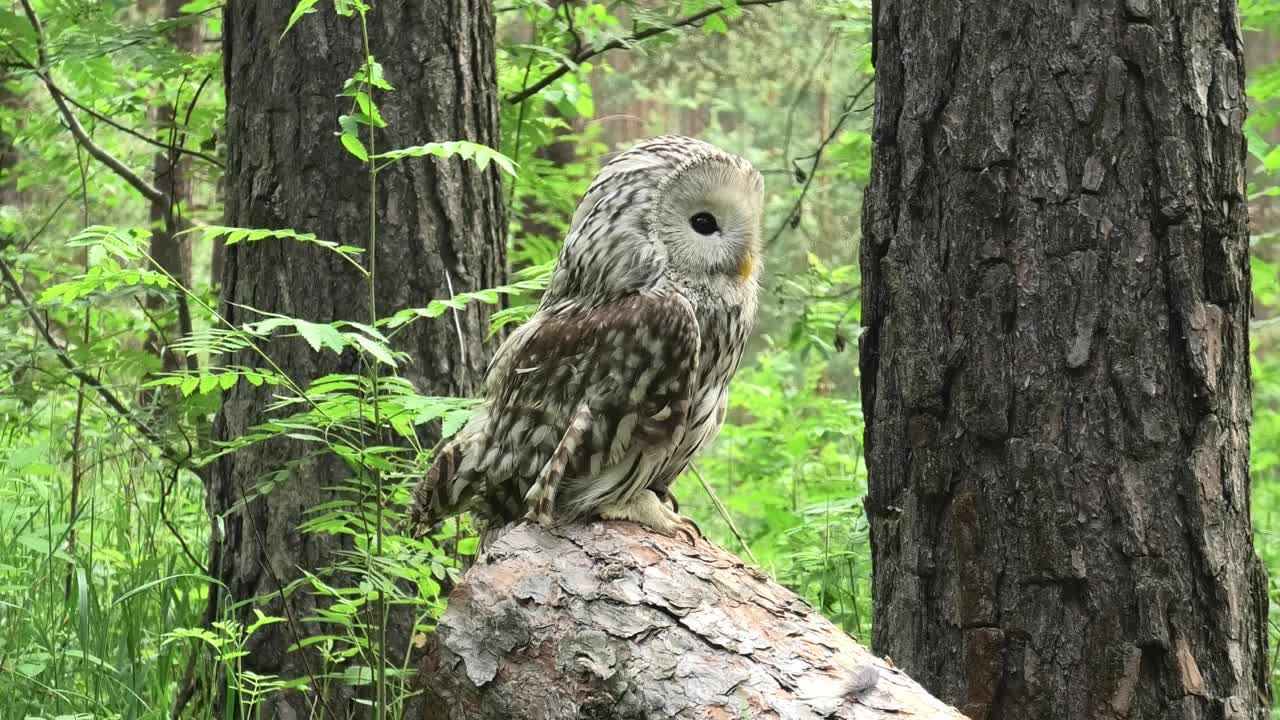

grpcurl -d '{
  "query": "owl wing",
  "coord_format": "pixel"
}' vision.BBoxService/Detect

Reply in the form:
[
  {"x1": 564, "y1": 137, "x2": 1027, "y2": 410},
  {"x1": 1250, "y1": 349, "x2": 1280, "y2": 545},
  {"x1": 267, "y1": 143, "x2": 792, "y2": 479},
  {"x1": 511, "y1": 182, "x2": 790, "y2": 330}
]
[{"x1": 408, "y1": 291, "x2": 701, "y2": 535}]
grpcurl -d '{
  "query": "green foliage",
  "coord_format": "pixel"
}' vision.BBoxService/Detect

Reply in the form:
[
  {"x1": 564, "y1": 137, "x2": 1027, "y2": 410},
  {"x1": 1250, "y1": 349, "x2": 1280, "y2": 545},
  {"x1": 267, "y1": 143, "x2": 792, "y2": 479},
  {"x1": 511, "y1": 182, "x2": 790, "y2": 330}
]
[{"x1": 17, "y1": 0, "x2": 1280, "y2": 718}]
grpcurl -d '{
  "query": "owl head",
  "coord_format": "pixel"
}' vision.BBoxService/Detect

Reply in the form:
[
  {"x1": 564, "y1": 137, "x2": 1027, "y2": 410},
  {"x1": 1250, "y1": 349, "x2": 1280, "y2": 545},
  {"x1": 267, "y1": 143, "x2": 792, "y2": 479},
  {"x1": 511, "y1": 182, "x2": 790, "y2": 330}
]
[{"x1": 546, "y1": 136, "x2": 766, "y2": 307}]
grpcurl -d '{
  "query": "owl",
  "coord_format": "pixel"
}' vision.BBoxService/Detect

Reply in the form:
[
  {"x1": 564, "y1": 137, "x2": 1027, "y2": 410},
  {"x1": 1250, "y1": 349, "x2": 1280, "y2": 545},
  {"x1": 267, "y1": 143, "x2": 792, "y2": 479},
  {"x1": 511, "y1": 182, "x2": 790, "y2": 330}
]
[{"x1": 409, "y1": 135, "x2": 764, "y2": 543}]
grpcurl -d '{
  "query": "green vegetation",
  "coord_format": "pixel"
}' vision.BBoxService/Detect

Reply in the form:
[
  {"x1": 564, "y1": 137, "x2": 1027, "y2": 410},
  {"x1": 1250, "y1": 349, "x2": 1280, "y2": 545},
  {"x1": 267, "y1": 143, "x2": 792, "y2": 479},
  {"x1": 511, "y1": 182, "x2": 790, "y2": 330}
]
[{"x1": 1, "y1": 0, "x2": 1279, "y2": 717}]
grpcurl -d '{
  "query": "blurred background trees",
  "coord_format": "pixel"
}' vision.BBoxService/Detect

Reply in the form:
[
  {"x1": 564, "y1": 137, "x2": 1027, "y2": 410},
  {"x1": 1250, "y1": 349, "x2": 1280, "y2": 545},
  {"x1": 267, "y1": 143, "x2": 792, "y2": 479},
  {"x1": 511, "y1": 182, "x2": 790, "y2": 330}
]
[{"x1": 1, "y1": 0, "x2": 1279, "y2": 717}]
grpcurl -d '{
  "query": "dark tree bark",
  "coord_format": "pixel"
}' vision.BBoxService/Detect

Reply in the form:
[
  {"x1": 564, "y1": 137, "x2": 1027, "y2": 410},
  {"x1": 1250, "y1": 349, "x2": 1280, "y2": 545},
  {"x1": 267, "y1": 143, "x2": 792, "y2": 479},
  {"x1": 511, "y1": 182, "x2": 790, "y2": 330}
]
[
  {"x1": 860, "y1": 1, "x2": 1269, "y2": 718},
  {"x1": 422, "y1": 522, "x2": 964, "y2": 719},
  {"x1": 212, "y1": 2, "x2": 505, "y2": 717}
]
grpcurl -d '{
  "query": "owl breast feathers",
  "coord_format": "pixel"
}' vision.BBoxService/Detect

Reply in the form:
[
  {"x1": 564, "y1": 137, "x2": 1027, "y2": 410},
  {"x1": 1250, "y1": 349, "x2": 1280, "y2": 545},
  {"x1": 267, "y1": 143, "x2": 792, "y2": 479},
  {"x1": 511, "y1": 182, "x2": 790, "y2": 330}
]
[{"x1": 409, "y1": 135, "x2": 764, "y2": 541}]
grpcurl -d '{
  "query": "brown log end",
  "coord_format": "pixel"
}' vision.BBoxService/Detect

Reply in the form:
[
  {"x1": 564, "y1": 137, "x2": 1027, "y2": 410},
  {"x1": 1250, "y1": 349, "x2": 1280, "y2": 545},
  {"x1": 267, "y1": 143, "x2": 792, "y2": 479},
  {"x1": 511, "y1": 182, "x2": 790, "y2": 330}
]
[{"x1": 418, "y1": 520, "x2": 963, "y2": 719}]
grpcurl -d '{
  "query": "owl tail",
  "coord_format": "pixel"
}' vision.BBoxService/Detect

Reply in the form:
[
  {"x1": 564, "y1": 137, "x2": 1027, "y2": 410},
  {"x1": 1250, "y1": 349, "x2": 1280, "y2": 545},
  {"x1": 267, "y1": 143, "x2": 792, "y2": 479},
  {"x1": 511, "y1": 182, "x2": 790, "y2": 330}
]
[{"x1": 407, "y1": 438, "x2": 464, "y2": 540}]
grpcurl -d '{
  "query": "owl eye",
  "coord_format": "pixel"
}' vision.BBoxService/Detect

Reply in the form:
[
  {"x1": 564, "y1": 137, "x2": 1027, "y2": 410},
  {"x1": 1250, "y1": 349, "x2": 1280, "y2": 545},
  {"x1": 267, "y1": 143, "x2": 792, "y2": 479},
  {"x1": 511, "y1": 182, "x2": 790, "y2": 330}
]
[{"x1": 689, "y1": 212, "x2": 719, "y2": 235}]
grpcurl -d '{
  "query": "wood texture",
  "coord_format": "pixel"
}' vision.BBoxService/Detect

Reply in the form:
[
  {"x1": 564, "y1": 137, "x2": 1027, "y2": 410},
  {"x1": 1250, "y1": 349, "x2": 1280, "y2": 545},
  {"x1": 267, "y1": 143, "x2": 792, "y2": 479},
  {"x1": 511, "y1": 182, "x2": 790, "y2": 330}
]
[
  {"x1": 420, "y1": 522, "x2": 964, "y2": 719},
  {"x1": 860, "y1": 0, "x2": 1269, "y2": 717},
  {"x1": 212, "y1": 2, "x2": 505, "y2": 716}
]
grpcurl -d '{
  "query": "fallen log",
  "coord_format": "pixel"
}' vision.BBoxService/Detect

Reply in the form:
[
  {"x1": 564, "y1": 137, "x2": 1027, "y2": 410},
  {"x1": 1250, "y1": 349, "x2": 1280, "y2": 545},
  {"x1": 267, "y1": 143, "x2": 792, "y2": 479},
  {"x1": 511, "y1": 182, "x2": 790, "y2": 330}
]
[{"x1": 418, "y1": 521, "x2": 963, "y2": 719}]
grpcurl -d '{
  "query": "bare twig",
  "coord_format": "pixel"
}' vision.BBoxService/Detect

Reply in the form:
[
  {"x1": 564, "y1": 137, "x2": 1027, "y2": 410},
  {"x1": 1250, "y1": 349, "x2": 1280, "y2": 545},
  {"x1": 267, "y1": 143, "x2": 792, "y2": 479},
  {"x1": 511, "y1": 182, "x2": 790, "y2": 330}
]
[
  {"x1": 505, "y1": 0, "x2": 792, "y2": 105},
  {"x1": 0, "y1": 256, "x2": 168, "y2": 452},
  {"x1": 18, "y1": 0, "x2": 166, "y2": 203},
  {"x1": 161, "y1": 462, "x2": 208, "y2": 574},
  {"x1": 20, "y1": 180, "x2": 95, "y2": 253},
  {"x1": 65, "y1": 84, "x2": 224, "y2": 170},
  {"x1": 561, "y1": 1, "x2": 583, "y2": 58},
  {"x1": 690, "y1": 463, "x2": 758, "y2": 564},
  {"x1": 779, "y1": 33, "x2": 838, "y2": 175},
  {"x1": 3, "y1": 58, "x2": 225, "y2": 169},
  {"x1": 767, "y1": 77, "x2": 874, "y2": 248},
  {"x1": 64, "y1": 143, "x2": 91, "y2": 586}
]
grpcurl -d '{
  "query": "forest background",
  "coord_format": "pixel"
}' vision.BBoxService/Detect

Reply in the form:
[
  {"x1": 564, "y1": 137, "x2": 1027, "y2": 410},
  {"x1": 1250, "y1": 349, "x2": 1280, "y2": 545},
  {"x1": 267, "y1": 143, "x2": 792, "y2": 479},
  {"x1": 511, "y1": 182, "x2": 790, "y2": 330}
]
[{"x1": 0, "y1": 0, "x2": 1275, "y2": 718}]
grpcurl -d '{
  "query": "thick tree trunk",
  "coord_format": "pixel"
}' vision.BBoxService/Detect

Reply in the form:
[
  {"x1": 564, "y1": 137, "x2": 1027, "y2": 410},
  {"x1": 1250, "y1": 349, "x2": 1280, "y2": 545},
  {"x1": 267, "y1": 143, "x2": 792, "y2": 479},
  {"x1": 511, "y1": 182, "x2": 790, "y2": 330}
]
[
  {"x1": 860, "y1": 1, "x2": 1269, "y2": 718},
  {"x1": 421, "y1": 522, "x2": 964, "y2": 719},
  {"x1": 213, "y1": 2, "x2": 505, "y2": 717}
]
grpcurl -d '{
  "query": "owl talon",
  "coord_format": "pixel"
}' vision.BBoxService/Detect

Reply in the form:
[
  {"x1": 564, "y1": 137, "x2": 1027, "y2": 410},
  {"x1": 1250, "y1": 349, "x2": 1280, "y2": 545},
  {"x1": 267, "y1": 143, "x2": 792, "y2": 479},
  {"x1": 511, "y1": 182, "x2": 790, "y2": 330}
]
[
  {"x1": 599, "y1": 489, "x2": 701, "y2": 543},
  {"x1": 675, "y1": 516, "x2": 702, "y2": 546},
  {"x1": 657, "y1": 488, "x2": 680, "y2": 513}
]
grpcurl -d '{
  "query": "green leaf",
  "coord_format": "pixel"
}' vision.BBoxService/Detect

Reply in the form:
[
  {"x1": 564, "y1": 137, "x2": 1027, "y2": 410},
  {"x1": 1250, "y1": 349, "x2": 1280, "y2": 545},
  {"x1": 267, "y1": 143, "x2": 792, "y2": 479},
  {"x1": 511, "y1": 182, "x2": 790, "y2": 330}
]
[
  {"x1": 350, "y1": 334, "x2": 397, "y2": 367},
  {"x1": 75, "y1": 567, "x2": 91, "y2": 658},
  {"x1": 441, "y1": 409, "x2": 470, "y2": 438},
  {"x1": 294, "y1": 320, "x2": 347, "y2": 353},
  {"x1": 178, "y1": 0, "x2": 223, "y2": 12},
  {"x1": 198, "y1": 374, "x2": 221, "y2": 395},
  {"x1": 281, "y1": 0, "x2": 319, "y2": 38},
  {"x1": 341, "y1": 133, "x2": 369, "y2": 161},
  {"x1": 0, "y1": 10, "x2": 36, "y2": 45},
  {"x1": 343, "y1": 665, "x2": 374, "y2": 686},
  {"x1": 372, "y1": 141, "x2": 516, "y2": 177},
  {"x1": 353, "y1": 92, "x2": 386, "y2": 128}
]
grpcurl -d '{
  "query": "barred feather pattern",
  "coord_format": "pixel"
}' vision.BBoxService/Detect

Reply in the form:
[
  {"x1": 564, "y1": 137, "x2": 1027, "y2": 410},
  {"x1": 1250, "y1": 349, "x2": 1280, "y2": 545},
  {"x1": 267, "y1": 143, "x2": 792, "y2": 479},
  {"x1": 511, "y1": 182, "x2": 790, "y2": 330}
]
[{"x1": 408, "y1": 136, "x2": 763, "y2": 538}]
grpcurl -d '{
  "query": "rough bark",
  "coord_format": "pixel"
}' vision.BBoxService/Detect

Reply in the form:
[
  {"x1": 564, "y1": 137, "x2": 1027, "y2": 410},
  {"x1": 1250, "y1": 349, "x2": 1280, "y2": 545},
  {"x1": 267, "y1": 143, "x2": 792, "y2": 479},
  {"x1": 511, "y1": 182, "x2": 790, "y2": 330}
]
[
  {"x1": 859, "y1": 1, "x2": 1269, "y2": 718},
  {"x1": 213, "y1": 1, "x2": 505, "y2": 717},
  {"x1": 421, "y1": 522, "x2": 964, "y2": 719}
]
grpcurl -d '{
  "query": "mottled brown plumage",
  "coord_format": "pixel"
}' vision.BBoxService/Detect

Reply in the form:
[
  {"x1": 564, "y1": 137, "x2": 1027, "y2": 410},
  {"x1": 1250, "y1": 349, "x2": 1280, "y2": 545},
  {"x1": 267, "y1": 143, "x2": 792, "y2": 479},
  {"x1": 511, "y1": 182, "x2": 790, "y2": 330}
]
[{"x1": 409, "y1": 136, "x2": 764, "y2": 541}]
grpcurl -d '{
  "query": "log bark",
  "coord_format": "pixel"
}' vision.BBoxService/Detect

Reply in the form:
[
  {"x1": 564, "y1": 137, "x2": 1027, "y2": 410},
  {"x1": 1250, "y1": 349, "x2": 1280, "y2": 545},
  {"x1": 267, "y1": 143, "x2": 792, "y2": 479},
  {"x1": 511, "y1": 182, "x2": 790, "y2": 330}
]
[
  {"x1": 860, "y1": 0, "x2": 1270, "y2": 717},
  {"x1": 419, "y1": 522, "x2": 964, "y2": 719}
]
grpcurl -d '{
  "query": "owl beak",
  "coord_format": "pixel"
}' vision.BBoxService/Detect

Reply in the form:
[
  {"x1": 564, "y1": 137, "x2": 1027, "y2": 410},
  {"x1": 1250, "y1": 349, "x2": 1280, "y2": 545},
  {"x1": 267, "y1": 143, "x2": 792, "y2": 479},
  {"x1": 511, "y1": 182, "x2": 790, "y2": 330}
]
[{"x1": 736, "y1": 252, "x2": 754, "y2": 284}]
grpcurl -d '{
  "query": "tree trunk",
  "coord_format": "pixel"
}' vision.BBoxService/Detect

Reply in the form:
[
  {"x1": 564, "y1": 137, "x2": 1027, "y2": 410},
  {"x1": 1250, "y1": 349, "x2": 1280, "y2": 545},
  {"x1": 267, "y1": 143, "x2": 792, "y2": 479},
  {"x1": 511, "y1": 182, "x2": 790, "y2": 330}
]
[
  {"x1": 212, "y1": 1, "x2": 505, "y2": 717},
  {"x1": 421, "y1": 522, "x2": 964, "y2": 720},
  {"x1": 0, "y1": 73, "x2": 22, "y2": 209},
  {"x1": 860, "y1": 1, "x2": 1269, "y2": 718},
  {"x1": 143, "y1": 0, "x2": 200, "y2": 376}
]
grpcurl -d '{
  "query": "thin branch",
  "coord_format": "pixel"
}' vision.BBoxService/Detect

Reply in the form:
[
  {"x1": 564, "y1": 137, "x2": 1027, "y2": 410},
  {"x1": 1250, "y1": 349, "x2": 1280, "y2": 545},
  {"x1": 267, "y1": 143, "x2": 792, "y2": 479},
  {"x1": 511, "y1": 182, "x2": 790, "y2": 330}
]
[
  {"x1": 0, "y1": 255, "x2": 168, "y2": 451},
  {"x1": 561, "y1": 1, "x2": 583, "y2": 58},
  {"x1": 506, "y1": 9, "x2": 541, "y2": 208},
  {"x1": 18, "y1": 0, "x2": 166, "y2": 204},
  {"x1": 779, "y1": 33, "x2": 838, "y2": 175},
  {"x1": 505, "y1": 0, "x2": 792, "y2": 105},
  {"x1": 767, "y1": 77, "x2": 874, "y2": 249},
  {"x1": 690, "y1": 463, "x2": 758, "y2": 565},
  {"x1": 60, "y1": 82, "x2": 224, "y2": 169},
  {"x1": 63, "y1": 143, "x2": 91, "y2": 599},
  {"x1": 20, "y1": 181, "x2": 94, "y2": 253},
  {"x1": 2, "y1": 56, "x2": 225, "y2": 169},
  {"x1": 161, "y1": 462, "x2": 208, "y2": 574}
]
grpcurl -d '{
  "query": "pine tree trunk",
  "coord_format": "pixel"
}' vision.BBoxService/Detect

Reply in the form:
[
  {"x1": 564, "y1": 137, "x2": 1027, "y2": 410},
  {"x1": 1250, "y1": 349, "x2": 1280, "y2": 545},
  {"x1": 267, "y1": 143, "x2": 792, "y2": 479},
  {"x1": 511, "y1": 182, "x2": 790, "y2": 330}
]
[
  {"x1": 859, "y1": 1, "x2": 1270, "y2": 717},
  {"x1": 212, "y1": 2, "x2": 505, "y2": 717}
]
